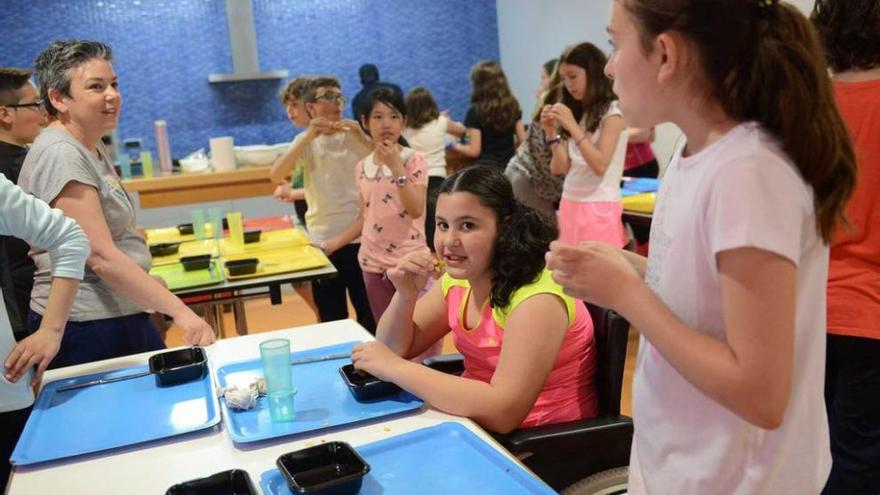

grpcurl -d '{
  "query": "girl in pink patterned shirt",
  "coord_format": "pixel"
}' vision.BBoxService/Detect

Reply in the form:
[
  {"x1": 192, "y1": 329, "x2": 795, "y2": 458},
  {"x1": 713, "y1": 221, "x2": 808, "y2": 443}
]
[{"x1": 355, "y1": 88, "x2": 430, "y2": 322}]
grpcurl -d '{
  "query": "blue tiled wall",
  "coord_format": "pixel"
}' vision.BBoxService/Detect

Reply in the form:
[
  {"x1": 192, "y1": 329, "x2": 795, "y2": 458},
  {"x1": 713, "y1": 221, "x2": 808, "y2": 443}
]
[{"x1": 4, "y1": 0, "x2": 499, "y2": 158}]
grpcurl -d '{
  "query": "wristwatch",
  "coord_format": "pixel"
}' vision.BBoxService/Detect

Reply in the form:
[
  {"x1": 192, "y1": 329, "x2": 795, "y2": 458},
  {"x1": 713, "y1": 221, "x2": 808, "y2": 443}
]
[
  {"x1": 394, "y1": 175, "x2": 409, "y2": 187},
  {"x1": 544, "y1": 135, "x2": 562, "y2": 146}
]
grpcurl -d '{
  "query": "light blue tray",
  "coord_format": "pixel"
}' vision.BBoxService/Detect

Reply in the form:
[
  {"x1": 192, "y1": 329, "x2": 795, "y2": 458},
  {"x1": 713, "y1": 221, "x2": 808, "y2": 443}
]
[
  {"x1": 622, "y1": 177, "x2": 660, "y2": 192},
  {"x1": 12, "y1": 363, "x2": 219, "y2": 466},
  {"x1": 216, "y1": 342, "x2": 423, "y2": 444},
  {"x1": 259, "y1": 422, "x2": 556, "y2": 494}
]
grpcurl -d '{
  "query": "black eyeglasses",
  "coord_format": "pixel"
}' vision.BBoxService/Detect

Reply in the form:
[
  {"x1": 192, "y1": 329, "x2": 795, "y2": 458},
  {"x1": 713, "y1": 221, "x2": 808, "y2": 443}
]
[
  {"x1": 315, "y1": 94, "x2": 346, "y2": 104},
  {"x1": 5, "y1": 99, "x2": 44, "y2": 109}
]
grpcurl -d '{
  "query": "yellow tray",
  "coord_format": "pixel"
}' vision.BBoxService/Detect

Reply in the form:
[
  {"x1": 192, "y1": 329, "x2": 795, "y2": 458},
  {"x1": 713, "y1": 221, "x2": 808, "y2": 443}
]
[
  {"x1": 219, "y1": 228, "x2": 311, "y2": 256},
  {"x1": 150, "y1": 239, "x2": 220, "y2": 267},
  {"x1": 622, "y1": 192, "x2": 656, "y2": 214},
  {"x1": 222, "y1": 245, "x2": 330, "y2": 280},
  {"x1": 145, "y1": 224, "x2": 219, "y2": 245}
]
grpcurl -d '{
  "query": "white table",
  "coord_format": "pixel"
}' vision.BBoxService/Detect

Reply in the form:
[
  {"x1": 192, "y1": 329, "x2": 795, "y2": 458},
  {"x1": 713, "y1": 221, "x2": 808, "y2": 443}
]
[{"x1": 6, "y1": 320, "x2": 527, "y2": 495}]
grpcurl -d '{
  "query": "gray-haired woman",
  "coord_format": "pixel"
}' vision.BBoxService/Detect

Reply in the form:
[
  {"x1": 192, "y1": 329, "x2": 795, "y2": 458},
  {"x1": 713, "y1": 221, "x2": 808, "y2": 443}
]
[{"x1": 19, "y1": 40, "x2": 214, "y2": 368}]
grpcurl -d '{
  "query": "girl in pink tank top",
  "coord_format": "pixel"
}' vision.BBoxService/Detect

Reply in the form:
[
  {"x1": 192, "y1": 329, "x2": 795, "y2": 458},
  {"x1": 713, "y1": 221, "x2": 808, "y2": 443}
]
[{"x1": 351, "y1": 166, "x2": 597, "y2": 433}]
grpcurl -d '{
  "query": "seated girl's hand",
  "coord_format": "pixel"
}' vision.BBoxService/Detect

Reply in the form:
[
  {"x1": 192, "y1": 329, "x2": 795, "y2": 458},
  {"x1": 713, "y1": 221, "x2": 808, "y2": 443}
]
[
  {"x1": 374, "y1": 139, "x2": 403, "y2": 171},
  {"x1": 386, "y1": 251, "x2": 436, "y2": 299},
  {"x1": 546, "y1": 241, "x2": 642, "y2": 311},
  {"x1": 350, "y1": 341, "x2": 403, "y2": 382},
  {"x1": 4, "y1": 327, "x2": 63, "y2": 386}
]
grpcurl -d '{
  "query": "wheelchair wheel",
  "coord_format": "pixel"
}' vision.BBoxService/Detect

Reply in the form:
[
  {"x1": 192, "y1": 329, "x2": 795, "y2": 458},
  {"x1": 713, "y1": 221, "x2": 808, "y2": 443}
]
[{"x1": 561, "y1": 466, "x2": 629, "y2": 495}]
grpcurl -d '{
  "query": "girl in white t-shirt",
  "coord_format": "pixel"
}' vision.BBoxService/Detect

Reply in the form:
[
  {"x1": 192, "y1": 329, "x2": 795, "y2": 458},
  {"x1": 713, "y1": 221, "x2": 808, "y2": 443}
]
[
  {"x1": 544, "y1": 42, "x2": 628, "y2": 247},
  {"x1": 547, "y1": 1, "x2": 856, "y2": 494},
  {"x1": 403, "y1": 87, "x2": 466, "y2": 250}
]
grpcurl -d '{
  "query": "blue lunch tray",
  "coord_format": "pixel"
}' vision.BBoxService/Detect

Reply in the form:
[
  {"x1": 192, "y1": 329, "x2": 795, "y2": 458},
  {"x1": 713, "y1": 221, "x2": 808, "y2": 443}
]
[
  {"x1": 216, "y1": 342, "x2": 423, "y2": 444},
  {"x1": 259, "y1": 422, "x2": 556, "y2": 494},
  {"x1": 11, "y1": 363, "x2": 220, "y2": 466},
  {"x1": 622, "y1": 177, "x2": 660, "y2": 193}
]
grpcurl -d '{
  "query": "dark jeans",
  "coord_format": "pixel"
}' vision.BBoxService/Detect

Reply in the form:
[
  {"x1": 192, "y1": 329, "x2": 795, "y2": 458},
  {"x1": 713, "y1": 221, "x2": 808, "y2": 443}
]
[
  {"x1": 27, "y1": 311, "x2": 165, "y2": 369},
  {"x1": 625, "y1": 158, "x2": 659, "y2": 179},
  {"x1": 1, "y1": 405, "x2": 30, "y2": 492},
  {"x1": 313, "y1": 243, "x2": 376, "y2": 334},
  {"x1": 425, "y1": 176, "x2": 445, "y2": 252},
  {"x1": 823, "y1": 334, "x2": 880, "y2": 495},
  {"x1": 293, "y1": 199, "x2": 308, "y2": 228}
]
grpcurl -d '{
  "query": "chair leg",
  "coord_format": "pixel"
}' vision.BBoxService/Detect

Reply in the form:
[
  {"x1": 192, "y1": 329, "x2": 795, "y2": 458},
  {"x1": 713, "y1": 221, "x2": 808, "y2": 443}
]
[{"x1": 232, "y1": 299, "x2": 249, "y2": 336}]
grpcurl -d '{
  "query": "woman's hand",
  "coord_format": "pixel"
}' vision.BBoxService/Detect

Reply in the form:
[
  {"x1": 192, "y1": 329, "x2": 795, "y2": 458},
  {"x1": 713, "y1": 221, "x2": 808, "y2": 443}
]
[
  {"x1": 386, "y1": 251, "x2": 436, "y2": 299},
  {"x1": 4, "y1": 328, "x2": 63, "y2": 386},
  {"x1": 546, "y1": 103, "x2": 579, "y2": 134},
  {"x1": 350, "y1": 341, "x2": 405, "y2": 382},
  {"x1": 173, "y1": 309, "x2": 215, "y2": 346},
  {"x1": 546, "y1": 241, "x2": 642, "y2": 311}
]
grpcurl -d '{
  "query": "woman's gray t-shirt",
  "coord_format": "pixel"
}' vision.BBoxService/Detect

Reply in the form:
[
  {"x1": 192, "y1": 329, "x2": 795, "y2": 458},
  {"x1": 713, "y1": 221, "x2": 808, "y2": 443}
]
[{"x1": 19, "y1": 128, "x2": 151, "y2": 321}]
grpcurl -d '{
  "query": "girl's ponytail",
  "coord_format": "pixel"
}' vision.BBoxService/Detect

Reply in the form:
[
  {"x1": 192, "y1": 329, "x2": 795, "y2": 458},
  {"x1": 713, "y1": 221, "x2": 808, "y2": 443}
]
[
  {"x1": 720, "y1": 2, "x2": 855, "y2": 241},
  {"x1": 623, "y1": 0, "x2": 856, "y2": 242}
]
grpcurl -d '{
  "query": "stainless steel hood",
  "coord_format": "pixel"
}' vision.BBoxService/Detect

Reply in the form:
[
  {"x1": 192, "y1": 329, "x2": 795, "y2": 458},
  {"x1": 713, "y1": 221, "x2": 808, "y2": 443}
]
[{"x1": 208, "y1": 0, "x2": 288, "y2": 83}]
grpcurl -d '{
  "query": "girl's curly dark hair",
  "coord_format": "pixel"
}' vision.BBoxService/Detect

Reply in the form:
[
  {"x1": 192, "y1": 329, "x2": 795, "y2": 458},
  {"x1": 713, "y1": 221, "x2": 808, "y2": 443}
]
[
  {"x1": 811, "y1": 0, "x2": 880, "y2": 73},
  {"x1": 439, "y1": 165, "x2": 557, "y2": 309}
]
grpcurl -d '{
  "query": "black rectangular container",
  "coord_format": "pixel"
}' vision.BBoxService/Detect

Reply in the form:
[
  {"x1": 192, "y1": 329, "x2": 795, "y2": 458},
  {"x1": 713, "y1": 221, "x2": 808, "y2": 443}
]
[
  {"x1": 276, "y1": 442, "x2": 370, "y2": 495},
  {"x1": 165, "y1": 469, "x2": 257, "y2": 495},
  {"x1": 225, "y1": 258, "x2": 258, "y2": 276},
  {"x1": 150, "y1": 242, "x2": 180, "y2": 257},
  {"x1": 243, "y1": 229, "x2": 262, "y2": 244},
  {"x1": 180, "y1": 254, "x2": 211, "y2": 271},
  {"x1": 148, "y1": 347, "x2": 208, "y2": 387},
  {"x1": 338, "y1": 364, "x2": 401, "y2": 401}
]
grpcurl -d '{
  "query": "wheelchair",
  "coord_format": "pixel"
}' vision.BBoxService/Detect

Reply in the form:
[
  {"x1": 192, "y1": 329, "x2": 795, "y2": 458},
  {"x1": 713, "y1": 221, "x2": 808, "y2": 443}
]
[{"x1": 425, "y1": 303, "x2": 633, "y2": 494}]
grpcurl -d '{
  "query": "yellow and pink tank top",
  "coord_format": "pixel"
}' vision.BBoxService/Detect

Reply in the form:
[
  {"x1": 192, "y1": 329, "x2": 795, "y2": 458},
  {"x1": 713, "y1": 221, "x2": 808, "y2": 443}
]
[{"x1": 441, "y1": 269, "x2": 598, "y2": 428}]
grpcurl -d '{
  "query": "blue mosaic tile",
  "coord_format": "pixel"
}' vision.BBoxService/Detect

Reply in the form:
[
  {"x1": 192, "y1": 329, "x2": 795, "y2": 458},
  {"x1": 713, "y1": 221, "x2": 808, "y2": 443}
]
[{"x1": 4, "y1": 0, "x2": 498, "y2": 158}]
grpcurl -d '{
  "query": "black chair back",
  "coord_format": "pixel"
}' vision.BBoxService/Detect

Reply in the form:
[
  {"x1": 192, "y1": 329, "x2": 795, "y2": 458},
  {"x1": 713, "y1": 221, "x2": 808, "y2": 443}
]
[{"x1": 584, "y1": 302, "x2": 630, "y2": 416}]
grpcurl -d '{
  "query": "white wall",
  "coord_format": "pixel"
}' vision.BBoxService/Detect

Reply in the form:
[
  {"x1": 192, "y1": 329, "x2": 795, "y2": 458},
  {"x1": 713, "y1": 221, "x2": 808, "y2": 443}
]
[{"x1": 496, "y1": 0, "x2": 816, "y2": 174}]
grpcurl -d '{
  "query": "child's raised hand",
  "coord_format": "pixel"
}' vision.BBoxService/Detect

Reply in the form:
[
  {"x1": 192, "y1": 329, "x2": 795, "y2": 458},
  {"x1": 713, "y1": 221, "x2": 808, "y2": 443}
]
[
  {"x1": 307, "y1": 117, "x2": 335, "y2": 137},
  {"x1": 273, "y1": 183, "x2": 294, "y2": 203},
  {"x1": 374, "y1": 139, "x2": 403, "y2": 171},
  {"x1": 547, "y1": 103, "x2": 578, "y2": 133},
  {"x1": 387, "y1": 251, "x2": 436, "y2": 299},
  {"x1": 350, "y1": 341, "x2": 403, "y2": 382},
  {"x1": 545, "y1": 240, "x2": 641, "y2": 311},
  {"x1": 540, "y1": 105, "x2": 558, "y2": 135}
]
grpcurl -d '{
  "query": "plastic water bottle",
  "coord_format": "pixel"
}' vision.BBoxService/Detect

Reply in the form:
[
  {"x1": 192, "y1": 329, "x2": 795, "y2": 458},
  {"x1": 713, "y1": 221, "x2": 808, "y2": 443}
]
[
  {"x1": 154, "y1": 120, "x2": 173, "y2": 175},
  {"x1": 0, "y1": 304, "x2": 34, "y2": 413}
]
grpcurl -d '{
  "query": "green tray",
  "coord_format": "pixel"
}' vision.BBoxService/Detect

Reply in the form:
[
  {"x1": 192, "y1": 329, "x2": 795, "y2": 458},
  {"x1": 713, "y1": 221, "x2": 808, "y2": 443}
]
[{"x1": 149, "y1": 259, "x2": 225, "y2": 291}]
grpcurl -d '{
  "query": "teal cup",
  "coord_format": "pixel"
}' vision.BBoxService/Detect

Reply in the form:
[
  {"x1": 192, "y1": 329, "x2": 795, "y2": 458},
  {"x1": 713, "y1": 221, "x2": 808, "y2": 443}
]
[
  {"x1": 190, "y1": 209, "x2": 206, "y2": 240},
  {"x1": 259, "y1": 338, "x2": 296, "y2": 422},
  {"x1": 208, "y1": 207, "x2": 223, "y2": 240}
]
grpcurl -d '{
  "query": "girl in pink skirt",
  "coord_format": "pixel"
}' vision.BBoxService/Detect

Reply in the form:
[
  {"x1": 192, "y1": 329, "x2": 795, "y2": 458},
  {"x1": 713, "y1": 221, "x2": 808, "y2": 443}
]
[{"x1": 544, "y1": 42, "x2": 628, "y2": 247}]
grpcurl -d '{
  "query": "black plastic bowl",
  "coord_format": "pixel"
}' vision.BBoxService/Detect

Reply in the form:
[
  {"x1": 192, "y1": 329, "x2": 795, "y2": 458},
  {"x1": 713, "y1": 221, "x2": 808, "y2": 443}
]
[
  {"x1": 165, "y1": 469, "x2": 257, "y2": 495},
  {"x1": 339, "y1": 364, "x2": 401, "y2": 402},
  {"x1": 225, "y1": 258, "x2": 258, "y2": 276},
  {"x1": 180, "y1": 254, "x2": 211, "y2": 271},
  {"x1": 150, "y1": 242, "x2": 180, "y2": 257},
  {"x1": 276, "y1": 442, "x2": 370, "y2": 495},
  {"x1": 177, "y1": 223, "x2": 194, "y2": 235},
  {"x1": 149, "y1": 347, "x2": 208, "y2": 387},
  {"x1": 243, "y1": 229, "x2": 262, "y2": 244}
]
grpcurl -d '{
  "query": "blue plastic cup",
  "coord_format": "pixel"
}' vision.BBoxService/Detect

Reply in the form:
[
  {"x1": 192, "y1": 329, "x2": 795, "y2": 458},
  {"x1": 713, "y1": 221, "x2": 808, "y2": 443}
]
[
  {"x1": 259, "y1": 338, "x2": 295, "y2": 422},
  {"x1": 190, "y1": 209, "x2": 206, "y2": 240},
  {"x1": 119, "y1": 159, "x2": 132, "y2": 180}
]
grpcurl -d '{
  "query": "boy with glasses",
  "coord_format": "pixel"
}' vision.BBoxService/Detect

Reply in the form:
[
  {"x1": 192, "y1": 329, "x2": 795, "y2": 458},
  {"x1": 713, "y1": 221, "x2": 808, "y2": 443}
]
[
  {"x1": 0, "y1": 66, "x2": 48, "y2": 491},
  {"x1": 270, "y1": 76, "x2": 376, "y2": 332},
  {"x1": 0, "y1": 68, "x2": 45, "y2": 343}
]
